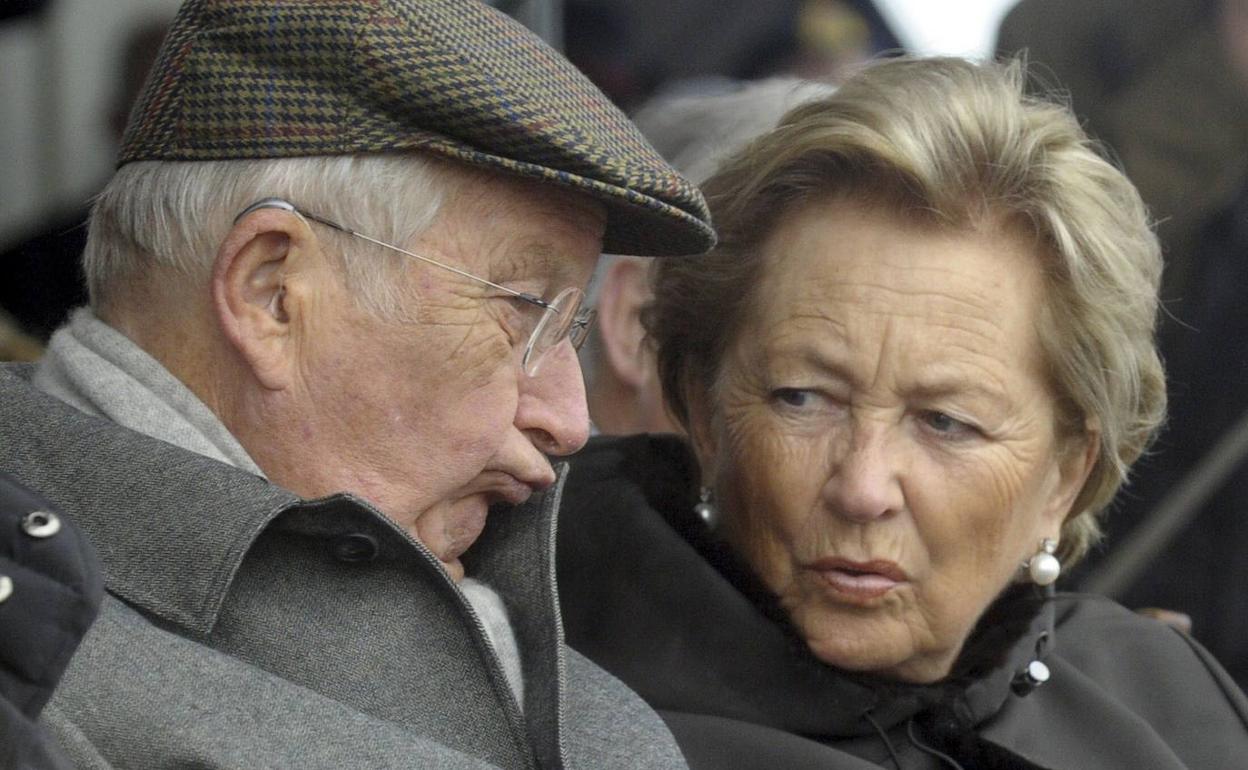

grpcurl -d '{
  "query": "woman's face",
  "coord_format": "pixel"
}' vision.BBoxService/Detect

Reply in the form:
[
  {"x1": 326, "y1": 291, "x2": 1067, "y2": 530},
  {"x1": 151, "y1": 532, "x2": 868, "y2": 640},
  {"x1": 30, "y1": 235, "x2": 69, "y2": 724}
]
[{"x1": 695, "y1": 199, "x2": 1095, "y2": 684}]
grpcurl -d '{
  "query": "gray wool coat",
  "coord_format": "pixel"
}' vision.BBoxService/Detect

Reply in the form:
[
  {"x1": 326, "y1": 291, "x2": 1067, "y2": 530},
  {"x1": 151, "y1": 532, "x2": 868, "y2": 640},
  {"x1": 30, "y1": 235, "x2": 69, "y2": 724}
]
[{"x1": 0, "y1": 364, "x2": 688, "y2": 770}]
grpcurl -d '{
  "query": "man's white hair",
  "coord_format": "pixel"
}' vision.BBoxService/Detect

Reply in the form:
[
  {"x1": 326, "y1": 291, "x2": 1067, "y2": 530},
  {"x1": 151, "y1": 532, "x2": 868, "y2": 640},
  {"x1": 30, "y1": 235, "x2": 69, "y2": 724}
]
[{"x1": 85, "y1": 153, "x2": 456, "y2": 319}]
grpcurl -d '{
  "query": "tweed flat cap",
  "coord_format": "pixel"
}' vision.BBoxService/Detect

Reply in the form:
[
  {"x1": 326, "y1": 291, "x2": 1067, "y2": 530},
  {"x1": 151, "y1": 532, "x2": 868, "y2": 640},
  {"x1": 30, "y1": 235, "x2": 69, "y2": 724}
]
[{"x1": 120, "y1": 0, "x2": 715, "y2": 257}]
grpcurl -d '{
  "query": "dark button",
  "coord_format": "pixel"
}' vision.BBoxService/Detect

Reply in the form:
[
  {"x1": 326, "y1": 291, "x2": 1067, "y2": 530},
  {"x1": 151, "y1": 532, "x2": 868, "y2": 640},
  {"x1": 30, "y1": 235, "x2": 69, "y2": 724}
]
[
  {"x1": 1011, "y1": 659, "x2": 1051, "y2": 696},
  {"x1": 331, "y1": 533, "x2": 379, "y2": 563}
]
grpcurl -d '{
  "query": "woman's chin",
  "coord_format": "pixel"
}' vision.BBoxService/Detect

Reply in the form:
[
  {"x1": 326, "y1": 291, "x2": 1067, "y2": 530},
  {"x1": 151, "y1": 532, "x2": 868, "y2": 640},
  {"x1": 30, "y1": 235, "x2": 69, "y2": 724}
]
[
  {"x1": 797, "y1": 613, "x2": 952, "y2": 684},
  {"x1": 805, "y1": 635, "x2": 904, "y2": 676}
]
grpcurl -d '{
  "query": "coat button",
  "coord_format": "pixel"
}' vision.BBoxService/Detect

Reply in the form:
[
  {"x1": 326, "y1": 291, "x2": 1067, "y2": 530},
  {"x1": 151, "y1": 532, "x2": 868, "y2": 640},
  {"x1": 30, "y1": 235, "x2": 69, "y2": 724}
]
[
  {"x1": 21, "y1": 510, "x2": 61, "y2": 538},
  {"x1": 331, "y1": 533, "x2": 379, "y2": 563},
  {"x1": 0, "y1": 575, "x2": 11, "y2": 603}
]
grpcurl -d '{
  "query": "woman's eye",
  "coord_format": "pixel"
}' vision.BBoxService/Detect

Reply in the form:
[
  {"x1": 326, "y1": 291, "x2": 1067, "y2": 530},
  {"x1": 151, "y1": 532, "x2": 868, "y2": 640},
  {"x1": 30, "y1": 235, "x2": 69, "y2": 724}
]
[
  {"x1": 771, "y1": 388, "x2": 829, "y2": 412},
  {"x1": 921, "y1": 410, "x2": 977, "y2": 438}
]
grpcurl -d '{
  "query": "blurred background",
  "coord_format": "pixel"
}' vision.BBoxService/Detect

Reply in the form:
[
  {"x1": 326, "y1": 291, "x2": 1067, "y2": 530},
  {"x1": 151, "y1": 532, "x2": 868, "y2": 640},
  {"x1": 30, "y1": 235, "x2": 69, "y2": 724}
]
[{"x1": 2, "y1": 0, "x2": 1246, "y2": 687}]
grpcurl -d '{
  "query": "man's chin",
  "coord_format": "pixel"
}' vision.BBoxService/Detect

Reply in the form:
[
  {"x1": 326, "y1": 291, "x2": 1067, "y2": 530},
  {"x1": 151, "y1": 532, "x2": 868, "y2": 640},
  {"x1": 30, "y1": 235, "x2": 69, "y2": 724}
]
[
  {"x1": 412, "y1": 493, "x2": 500, "y2": 583},
  {"x1": 441, "y1": 556, "x2": 466, "y2": 583}
]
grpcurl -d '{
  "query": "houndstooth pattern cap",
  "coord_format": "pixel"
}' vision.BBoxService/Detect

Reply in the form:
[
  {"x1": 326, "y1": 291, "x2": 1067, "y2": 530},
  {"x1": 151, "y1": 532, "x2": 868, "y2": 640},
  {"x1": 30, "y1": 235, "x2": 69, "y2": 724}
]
[{"x1": 119, "y1": 0, "x2": 715, "y2": 257}]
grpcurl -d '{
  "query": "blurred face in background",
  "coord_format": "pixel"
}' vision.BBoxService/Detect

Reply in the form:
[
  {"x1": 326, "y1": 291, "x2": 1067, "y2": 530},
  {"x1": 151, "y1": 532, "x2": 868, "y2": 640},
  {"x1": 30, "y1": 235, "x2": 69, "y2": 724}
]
[
  {"x1": 694, "y1": 198, "x2": 1093, "y2": 683},
  {"x1": 583, "y1": 255, "x2": 680, "y2": 437}
]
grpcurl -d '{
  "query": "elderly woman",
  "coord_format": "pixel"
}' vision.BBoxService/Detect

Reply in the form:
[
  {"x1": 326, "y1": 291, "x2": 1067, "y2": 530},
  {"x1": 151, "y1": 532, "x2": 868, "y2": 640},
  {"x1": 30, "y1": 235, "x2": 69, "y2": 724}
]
[{"x1": 557, "y1": 57, "x2": 1248, "y2": 769}]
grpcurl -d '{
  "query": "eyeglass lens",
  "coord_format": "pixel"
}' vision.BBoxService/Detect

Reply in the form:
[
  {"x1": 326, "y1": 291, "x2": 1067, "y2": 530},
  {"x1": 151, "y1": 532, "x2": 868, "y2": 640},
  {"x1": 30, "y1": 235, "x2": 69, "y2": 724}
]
[{"x1": 523, "y1": 286, "x2": 594, "y2": 376}]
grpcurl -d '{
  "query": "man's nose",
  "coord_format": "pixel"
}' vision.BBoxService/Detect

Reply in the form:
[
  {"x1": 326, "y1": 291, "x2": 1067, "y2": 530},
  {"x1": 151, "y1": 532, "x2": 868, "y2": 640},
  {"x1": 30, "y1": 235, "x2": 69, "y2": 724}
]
[{"x1": 516, "y1": 341, "x2": 591, "y2": 456}]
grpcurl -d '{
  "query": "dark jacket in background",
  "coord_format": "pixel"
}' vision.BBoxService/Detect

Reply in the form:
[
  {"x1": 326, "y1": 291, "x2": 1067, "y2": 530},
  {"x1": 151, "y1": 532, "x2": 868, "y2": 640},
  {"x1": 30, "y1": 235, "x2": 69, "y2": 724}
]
[
  {"x1": 0, "y1": 470, "x2": 103, "y2": 770},
  {"x1": 558, "y1": 435, "x2": 1248, "y2": 769}
]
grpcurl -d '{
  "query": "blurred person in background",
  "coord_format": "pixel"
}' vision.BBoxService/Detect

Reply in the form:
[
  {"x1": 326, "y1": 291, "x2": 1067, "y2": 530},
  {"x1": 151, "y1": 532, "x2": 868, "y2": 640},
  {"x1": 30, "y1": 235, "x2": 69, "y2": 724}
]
[
  {"x1": 744, "y1": 0, "x2": 875, "y2": 82},
  {"x1": 559, "y1": 56, "x2": 1248, "y2": 768},
  {"x1": 561, "y1": 0, "x2": 895, "y2": 112},
  {"x1": 0, "y1": 0, "x2": 715, "y2": 766},
  {"x1": 584, "y1": 78, "x2": 834, "y2": 437},
  {"x1": 1000, "y1": 0, "x2": 1248, "y2": 688}
]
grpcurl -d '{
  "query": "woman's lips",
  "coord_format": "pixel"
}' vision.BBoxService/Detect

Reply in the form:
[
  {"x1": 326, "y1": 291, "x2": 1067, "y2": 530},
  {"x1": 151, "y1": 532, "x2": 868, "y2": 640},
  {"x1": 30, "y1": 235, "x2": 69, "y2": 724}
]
[{"x1": 809, "y1": 558, "x2": 908, "y2": 601}]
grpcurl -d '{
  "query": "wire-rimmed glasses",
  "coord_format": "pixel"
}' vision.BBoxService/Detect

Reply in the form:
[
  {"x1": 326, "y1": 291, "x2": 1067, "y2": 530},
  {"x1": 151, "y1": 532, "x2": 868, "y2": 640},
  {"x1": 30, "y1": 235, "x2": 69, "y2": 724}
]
[{"x1": 234, "y1": 198, "x2": 596, "y2": 376}]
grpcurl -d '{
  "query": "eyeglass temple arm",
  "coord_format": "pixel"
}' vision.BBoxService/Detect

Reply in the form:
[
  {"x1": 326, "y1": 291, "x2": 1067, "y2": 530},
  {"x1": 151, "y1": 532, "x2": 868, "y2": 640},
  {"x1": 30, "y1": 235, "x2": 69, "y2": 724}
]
[{"x1": 234, "y1": 197, "x2": 554, "y2": 311}]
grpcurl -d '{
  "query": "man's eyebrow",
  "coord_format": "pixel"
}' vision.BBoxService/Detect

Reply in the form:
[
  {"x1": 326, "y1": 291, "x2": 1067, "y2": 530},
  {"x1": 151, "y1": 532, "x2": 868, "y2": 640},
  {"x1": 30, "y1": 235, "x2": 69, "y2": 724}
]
[{"x1": 513, "y1": 241, "x2": 580, "y2": 288}]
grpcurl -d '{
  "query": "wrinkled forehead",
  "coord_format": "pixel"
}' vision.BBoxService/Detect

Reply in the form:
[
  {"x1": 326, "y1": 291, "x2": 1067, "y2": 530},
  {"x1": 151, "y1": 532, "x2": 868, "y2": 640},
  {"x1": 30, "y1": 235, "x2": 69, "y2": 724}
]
[
  {"x1": 748, "y1": 197, "x2": 1047, "y2": 348},
  {"x1": 443, "y1": 169, "x2": 607, "y2": 282},
  {"x1": 452, "y1": 167, "x2": 608, "y2": 228}
]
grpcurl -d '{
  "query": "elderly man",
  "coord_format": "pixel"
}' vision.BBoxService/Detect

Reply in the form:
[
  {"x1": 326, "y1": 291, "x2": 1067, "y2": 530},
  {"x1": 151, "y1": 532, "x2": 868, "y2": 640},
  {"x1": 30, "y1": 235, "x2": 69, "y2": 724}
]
[{"x1": 0, "y1": 1, "x2": 713, "y2": 767}]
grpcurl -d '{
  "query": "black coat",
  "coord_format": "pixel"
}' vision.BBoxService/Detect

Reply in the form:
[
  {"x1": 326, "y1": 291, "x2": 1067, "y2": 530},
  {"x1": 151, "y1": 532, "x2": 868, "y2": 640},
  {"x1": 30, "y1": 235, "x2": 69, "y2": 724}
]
[
  {"x1": 0, "y1": 470, "x2": 103, "y2": 770},
  {"x1": 558, "y1": 435, "x2": 1248, "y2": 769}
]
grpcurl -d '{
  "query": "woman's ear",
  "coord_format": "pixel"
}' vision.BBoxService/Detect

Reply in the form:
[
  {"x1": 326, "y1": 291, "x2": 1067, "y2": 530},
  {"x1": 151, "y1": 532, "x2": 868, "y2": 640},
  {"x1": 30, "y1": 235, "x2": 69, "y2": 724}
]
[
  {"x1": 211, "y1": 208, "x2": 314, "y2": 391},
  {"x1": 595, "y1": 258, "x2": 653, "y2": 390},
  {"x1": 1044, "y1": 421, "x2": 1102, "y2": 532}
]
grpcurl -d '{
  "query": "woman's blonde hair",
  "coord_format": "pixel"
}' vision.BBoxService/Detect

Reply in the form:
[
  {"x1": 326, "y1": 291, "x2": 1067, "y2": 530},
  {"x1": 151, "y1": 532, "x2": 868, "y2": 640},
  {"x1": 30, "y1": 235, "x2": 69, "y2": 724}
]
[{"x1": 648, "y1": 57, "x2": 1166, "y2": 565}]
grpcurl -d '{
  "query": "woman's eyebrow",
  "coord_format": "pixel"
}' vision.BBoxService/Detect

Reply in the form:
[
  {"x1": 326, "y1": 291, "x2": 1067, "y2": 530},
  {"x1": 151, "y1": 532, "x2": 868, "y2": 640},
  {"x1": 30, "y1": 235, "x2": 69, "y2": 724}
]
[
  {"x1": 764, "y1": 342, "x2": 855, "y2": 384},
  {"x1": 907, "y1": 376, "x2": 1009, "y2": 407}
]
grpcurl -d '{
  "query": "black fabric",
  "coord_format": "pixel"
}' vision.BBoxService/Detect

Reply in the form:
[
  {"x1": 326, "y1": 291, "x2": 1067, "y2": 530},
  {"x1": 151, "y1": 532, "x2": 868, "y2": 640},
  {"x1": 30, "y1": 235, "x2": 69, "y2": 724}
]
[
  {"x1": 0, "y1": 470, "x2": 103, "y2": 770},
  {"x1": 0, "y1": 0, "x2": 50, "y2": 23},
  {"x1": 0, "y1": 207, "x2": 89, "y2": 342},
  {"x1": 558, "y1": 434, "x2": 1248, "y2": 769}
]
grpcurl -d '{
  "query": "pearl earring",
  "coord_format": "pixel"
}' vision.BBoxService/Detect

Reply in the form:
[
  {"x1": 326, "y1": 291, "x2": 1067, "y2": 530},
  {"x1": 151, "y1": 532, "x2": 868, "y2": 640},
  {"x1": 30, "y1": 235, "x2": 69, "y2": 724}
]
[
  {"x1": 1026, "y1": 538, "x2": 1061, "y2": 586},
  {"x1": 693, "y1": 487, "x2": 718, "y2": 529}
]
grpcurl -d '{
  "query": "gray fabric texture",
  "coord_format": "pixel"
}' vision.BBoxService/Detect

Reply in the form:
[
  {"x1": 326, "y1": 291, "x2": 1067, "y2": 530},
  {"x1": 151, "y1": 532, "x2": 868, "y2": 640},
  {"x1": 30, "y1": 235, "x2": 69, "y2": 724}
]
[
  {"x1": 43, "y1": 598, "x2": 500, "y2": 770},
  {"x1": 463, "y1": 577, "x2": 527, "y2": 707},
  {"x1": 0, "y1": 362, "x2": 687, "y2": 769}
]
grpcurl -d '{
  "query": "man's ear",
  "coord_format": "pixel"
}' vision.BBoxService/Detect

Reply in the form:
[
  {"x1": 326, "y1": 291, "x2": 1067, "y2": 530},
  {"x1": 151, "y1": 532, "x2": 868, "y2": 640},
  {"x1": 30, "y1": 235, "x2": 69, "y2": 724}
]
[
  {"x1": 211, "y1": 208, "x2": 314, "y2": 391},
  {"x1": 596, "y1": 258, "x2": 653, "y2": 389}
]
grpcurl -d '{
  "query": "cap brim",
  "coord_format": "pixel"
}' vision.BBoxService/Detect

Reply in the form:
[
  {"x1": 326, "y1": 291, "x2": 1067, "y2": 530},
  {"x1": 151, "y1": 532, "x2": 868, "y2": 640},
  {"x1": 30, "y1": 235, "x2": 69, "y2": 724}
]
[{"x1": 412, "y1": 136, "x2": 717, "y2": 257}]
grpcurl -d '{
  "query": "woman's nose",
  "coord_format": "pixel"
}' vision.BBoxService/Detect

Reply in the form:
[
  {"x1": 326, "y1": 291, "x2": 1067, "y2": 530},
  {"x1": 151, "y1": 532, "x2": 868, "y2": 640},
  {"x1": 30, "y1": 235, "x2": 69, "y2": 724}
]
[
  {"x1": 821, "y1": 424, "x2": 904, "y2": 522},
  {"x1": 516, "y1": 341, "x2": 591, "y2": 457}
]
